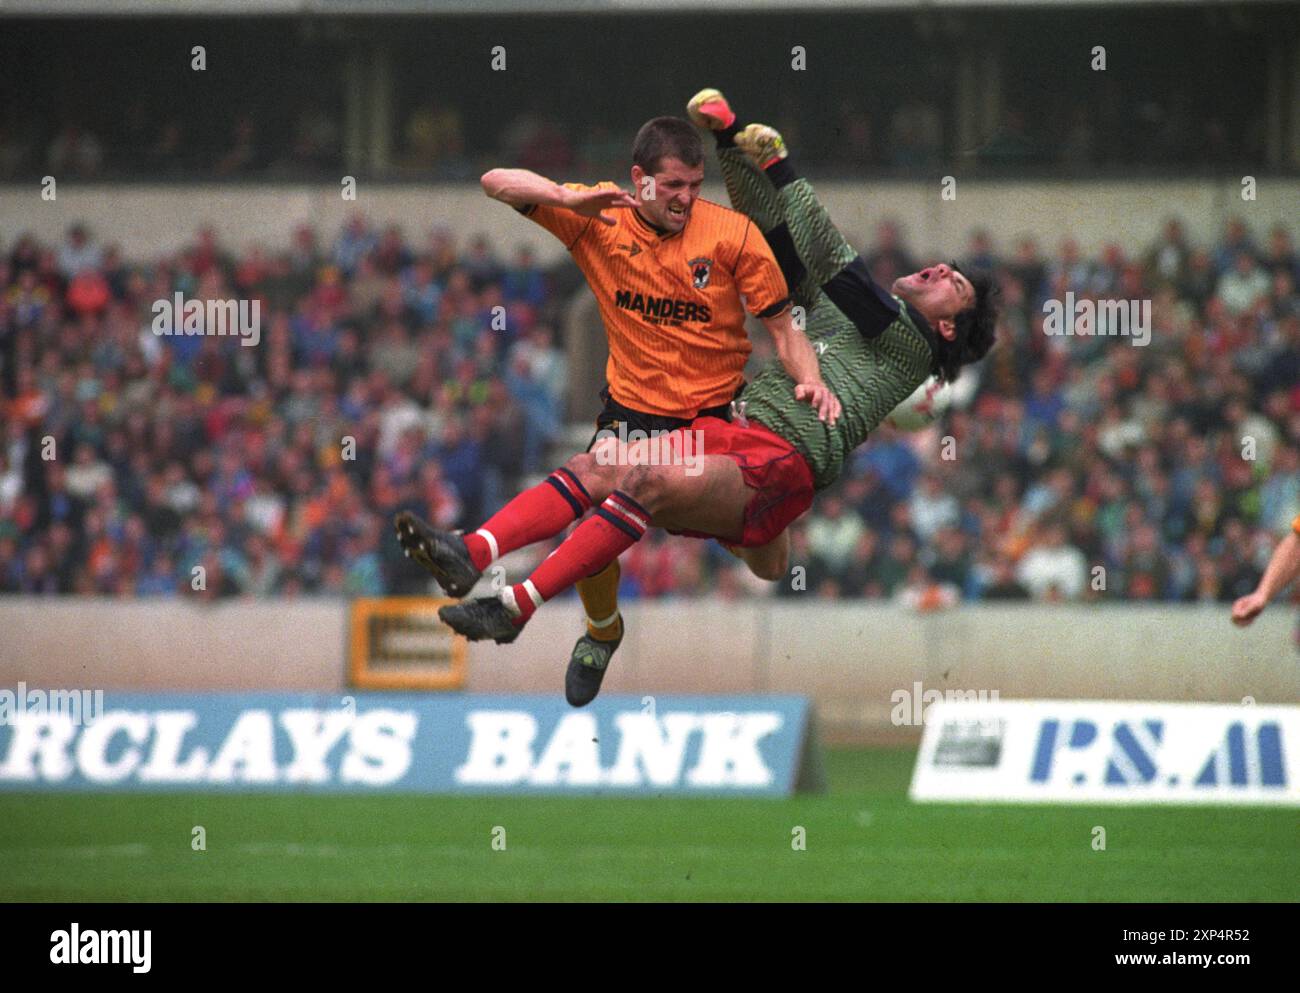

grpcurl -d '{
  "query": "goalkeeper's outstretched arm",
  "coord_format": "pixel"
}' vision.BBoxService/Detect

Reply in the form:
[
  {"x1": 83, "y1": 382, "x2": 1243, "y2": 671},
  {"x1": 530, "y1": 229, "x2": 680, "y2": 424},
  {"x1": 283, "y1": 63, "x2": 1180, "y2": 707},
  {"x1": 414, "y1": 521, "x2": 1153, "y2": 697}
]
[
  {"x1": 713, "y1": 145, "x2": 825, "y2": 317},
  {"x1": 761, "y1": 151, "x2": 902, "y2": 341}
]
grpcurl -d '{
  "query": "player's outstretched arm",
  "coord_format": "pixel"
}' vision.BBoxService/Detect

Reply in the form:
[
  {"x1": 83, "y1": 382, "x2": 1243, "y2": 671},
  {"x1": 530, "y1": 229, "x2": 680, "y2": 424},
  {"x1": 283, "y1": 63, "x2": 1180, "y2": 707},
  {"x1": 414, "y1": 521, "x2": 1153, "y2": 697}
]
[
  {"x1": 480, "y1": 169, "x2": 637, "y2": 224},
  {"x1": 734, "y1": 126, "x2": 900, "y2": 340},
  {"x1": 731, "y1": 126, "x2": 858, "y2": 290},
  {"x1": 688, "y1": 89, "x2": 824, "y2": 315},
  {"x1": 1231, "y1": 530, "x2": 1300, "y2": 626}
]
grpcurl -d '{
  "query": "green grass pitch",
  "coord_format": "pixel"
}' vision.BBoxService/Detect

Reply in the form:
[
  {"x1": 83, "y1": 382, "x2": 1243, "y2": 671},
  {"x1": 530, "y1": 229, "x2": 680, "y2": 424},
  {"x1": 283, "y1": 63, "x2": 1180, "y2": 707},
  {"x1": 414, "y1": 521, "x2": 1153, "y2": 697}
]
[{"x1": 2, "y1": 748, "x2": 1295, "y2": 901}]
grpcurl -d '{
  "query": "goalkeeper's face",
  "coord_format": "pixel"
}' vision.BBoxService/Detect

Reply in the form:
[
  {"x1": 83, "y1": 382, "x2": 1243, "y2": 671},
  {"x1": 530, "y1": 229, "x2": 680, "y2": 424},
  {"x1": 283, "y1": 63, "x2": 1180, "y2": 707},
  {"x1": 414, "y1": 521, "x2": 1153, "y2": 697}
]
[
  {"x1": 630, "y1": 157, "x2": 705, "y2": 233},
  {"x1": 892, "y1": 263, "x2": 975, "y2": 339}
]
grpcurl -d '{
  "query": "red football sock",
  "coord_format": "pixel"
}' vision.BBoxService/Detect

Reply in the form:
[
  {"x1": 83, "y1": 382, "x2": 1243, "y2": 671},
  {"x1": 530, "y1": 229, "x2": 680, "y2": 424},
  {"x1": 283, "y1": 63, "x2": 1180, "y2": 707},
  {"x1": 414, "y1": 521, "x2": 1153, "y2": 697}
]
[
  {"x1": 462, "y1": 467, "x2": 592, "y2": 571},
  {"x1": 505, "y1": 490, "x2": 650, "y2": 622}
]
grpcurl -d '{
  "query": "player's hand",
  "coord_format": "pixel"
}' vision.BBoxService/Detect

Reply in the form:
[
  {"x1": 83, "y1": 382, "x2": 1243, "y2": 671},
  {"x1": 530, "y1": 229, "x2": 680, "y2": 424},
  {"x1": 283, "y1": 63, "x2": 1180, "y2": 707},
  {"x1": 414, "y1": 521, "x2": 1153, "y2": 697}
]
[
  {"x1": 794, "y1": 383, "x2": 841, "y2": 426},
  {"x1": 562, "y1": 186, "x2": 638, "y2": 226},
  {"x1": 1231, "y1": 591, "x2": 1268, "y2": 627}
]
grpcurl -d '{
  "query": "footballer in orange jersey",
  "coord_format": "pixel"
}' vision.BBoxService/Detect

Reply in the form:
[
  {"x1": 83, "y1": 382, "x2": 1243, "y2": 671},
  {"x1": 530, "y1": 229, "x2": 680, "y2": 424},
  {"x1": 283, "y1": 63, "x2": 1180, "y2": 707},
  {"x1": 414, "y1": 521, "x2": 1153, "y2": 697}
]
[
  {"x1": 514, "y1": 175, "x2": 790, "y2": 420},
  {"x1": 418, "y1": 117, "x2": 840, "y2": 705},
  {"x1": 484, "y1": 118, "x2": 831, "y2": 421}
]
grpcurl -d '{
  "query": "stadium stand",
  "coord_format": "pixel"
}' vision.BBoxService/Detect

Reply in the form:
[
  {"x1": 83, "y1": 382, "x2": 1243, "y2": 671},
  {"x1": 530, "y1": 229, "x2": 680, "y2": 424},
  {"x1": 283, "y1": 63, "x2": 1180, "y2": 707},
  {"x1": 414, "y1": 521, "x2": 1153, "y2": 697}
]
[{"x1": 3, "y1": 215, "x2": 1296, "y2": 604}]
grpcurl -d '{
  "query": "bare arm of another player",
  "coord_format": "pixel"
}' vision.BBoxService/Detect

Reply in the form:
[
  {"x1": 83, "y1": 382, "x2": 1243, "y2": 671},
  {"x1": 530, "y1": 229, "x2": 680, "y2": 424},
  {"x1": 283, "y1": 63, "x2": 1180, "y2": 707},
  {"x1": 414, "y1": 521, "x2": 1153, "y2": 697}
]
[
  {"x1": 1231, "y1": 531, "x2": 1300, "y2": 626},
  {"x1": 480, "y1": 169, "x2": 637, "y2": 225},
  {"x1": 759, "y1": 306, "x2": 841, "y2": 426}
]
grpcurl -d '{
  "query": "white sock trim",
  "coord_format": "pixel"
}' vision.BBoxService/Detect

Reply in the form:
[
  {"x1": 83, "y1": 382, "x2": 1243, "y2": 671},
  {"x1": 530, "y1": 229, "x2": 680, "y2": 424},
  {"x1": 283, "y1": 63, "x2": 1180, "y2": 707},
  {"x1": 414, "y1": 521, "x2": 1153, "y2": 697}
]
[
  {"x1": 521, "y1": 580, "x2": 544, "y2": 609},
  {"x1": 475, "y1": 528, "x2": 500, "y2": 563},
  {"x1": 588, "y1": 610, "x2": 620, "y2": 629},
  {"x1": 499, "y1": 581, "x2": 544, "y2": 619}
]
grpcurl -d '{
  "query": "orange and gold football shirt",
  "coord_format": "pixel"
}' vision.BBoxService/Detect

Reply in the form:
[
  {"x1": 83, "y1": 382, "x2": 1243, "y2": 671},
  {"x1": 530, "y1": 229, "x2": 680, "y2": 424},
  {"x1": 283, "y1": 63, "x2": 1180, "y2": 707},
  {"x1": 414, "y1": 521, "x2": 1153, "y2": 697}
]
[{"x1": 522, "y1": 182, "x2": 790, "y2": 419}]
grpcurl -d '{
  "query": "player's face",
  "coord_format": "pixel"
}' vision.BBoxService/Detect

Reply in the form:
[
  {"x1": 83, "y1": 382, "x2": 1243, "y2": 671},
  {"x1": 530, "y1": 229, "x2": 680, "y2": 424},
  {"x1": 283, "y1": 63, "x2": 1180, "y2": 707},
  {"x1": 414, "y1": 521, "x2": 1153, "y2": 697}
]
[
  {"x1": 892, "y1": 263, "x2": 976, "y2": 338},
  {"x1": 632, "y1": 157, "x2": 705, "y2": 232}
]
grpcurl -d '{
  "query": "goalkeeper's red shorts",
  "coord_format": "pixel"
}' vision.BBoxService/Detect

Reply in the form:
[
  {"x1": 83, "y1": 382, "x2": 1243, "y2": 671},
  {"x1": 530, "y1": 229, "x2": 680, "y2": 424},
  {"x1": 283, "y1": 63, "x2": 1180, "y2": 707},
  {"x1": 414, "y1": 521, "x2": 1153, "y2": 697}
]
[{"x1": 667, "y1": 414, "x2": 815, "y2": 548}]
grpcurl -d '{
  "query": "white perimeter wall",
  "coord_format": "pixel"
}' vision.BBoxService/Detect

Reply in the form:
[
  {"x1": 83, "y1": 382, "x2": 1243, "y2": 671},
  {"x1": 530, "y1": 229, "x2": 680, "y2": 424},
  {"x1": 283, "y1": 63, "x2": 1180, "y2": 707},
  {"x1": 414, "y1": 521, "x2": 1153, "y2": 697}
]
[
  {"x1": 3, "y1": 180, "x2": 1297, "y2": 261},
  {"x1": 3, "y1": 598, "x2": 1296, "y2": 742}
]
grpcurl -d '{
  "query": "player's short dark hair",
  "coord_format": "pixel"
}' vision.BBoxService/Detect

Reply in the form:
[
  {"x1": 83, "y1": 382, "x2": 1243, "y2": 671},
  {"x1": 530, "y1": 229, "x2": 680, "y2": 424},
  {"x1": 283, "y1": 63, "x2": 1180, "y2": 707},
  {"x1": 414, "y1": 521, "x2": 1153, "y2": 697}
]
[
  {"x1": 632, "y1": 117, "x2": 704, "y2": 174},
  {"x1": 933, "y1": 265, "x2": 998, "y2": 384}
]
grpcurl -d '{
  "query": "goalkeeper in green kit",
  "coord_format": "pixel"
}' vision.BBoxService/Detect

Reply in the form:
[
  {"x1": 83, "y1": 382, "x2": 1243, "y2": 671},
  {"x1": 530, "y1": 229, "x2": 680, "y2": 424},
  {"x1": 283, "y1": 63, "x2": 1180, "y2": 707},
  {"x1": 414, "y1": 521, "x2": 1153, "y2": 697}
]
[{"x1": 408, "y1": 88, "x2": 999, "y2": 684}]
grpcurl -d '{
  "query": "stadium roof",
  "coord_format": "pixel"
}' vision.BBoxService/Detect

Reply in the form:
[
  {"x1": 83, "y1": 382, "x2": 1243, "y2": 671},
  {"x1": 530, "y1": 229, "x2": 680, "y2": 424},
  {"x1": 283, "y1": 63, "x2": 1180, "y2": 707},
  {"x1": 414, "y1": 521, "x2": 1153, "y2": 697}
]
[{"x1": 0, "y1": 0, "x2": 1287, "y2": 15}]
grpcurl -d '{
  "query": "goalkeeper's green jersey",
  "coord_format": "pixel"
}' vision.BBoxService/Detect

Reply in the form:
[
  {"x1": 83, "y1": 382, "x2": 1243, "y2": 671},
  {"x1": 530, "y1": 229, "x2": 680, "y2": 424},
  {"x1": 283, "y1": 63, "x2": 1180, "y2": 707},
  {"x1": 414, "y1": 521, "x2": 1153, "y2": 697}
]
[
  {"x1": 740, "y1": 300, "x2": 934, "y2": 491},
  {"x1": 712, "y1": 158, "x2": 938, "y2": 490}
]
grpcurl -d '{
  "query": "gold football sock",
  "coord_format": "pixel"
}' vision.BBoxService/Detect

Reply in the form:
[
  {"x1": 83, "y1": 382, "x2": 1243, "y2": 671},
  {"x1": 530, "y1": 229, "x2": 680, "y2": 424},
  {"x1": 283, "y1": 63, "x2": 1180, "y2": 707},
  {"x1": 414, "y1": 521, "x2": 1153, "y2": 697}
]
[{"x1": 577, "y1": 560, "x2": 623, "y2": 643}]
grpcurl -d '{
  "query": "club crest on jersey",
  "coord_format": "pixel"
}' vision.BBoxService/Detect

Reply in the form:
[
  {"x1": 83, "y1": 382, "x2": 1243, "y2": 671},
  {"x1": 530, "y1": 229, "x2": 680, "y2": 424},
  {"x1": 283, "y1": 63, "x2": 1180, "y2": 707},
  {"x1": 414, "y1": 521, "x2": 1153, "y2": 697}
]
[{"x1": 688, "y1": 257, "x2": 714, "y2": 289}]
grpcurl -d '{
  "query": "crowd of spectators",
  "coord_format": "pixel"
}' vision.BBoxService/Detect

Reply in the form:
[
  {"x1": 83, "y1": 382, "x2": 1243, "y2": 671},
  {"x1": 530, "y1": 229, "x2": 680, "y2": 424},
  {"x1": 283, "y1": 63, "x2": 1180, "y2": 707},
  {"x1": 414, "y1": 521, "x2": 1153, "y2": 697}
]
[
  {"x1": 1, "y1": 213, "x2": 1298, "y2": 610},
  {"x1": 0, "y1": 217, "x2": 567, "y2": 597}
]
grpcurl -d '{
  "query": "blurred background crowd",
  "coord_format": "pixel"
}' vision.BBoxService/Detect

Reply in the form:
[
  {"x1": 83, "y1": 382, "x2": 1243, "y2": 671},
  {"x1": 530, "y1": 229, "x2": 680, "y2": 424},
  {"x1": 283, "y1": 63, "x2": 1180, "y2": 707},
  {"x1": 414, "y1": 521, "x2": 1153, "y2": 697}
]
[
  {"x1": 0, "y1": 218, "x2": 568, "y2": 599},
  {"x1": 3, "y1": 90, "x2": 1270, "y2": 183},
  {"x1": 2, "y1": 213, "x2": 1297, "y2": 605}
]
